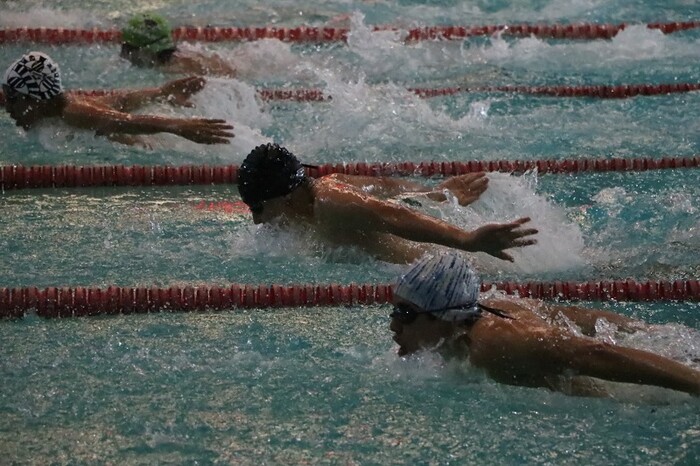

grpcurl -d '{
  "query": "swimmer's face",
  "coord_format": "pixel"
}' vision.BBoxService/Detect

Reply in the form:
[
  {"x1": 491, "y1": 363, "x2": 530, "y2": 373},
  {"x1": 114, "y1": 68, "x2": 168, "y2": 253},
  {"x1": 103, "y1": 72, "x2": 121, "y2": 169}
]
[
  {"x1": 3, "y1": 87, "x2": 47, "y2": 130},
  {"x1": 390, "y1": 299, "x2": 453, "y2": 356},
  {"x1": 251, "y1": 196, "x2": 290, "y2": 225}
]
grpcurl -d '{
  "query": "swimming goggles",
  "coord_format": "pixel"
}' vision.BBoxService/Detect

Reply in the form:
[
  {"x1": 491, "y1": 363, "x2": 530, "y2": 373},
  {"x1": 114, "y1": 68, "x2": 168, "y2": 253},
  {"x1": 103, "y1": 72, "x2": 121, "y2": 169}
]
[{"x1": 389, "y1": 301, "x2": 514, "y2": 324}]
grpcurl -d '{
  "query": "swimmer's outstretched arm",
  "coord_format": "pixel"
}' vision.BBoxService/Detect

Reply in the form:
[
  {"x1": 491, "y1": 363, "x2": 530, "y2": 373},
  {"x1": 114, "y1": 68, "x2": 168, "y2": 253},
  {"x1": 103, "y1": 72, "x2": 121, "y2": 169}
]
[
  {"x1": 167, "y1": 51, "x2": 237, "y2": 78},
  {"x1": 62, "y1": 98, "x2": 234, "y2": 144},
  {"x1": 329, "y1": 172, "x2": 488, "y2": 206},
  {"x1": 469, "y1": 319, "x2": 700, "y2": 396},
  {"x1": 315, "y1": 179, "x2": 536, "y2": 261},
  {"x1": 95, "y1": 76, "x2": 208, "y2": 112},
  {"x1": 548, "y1": 332, "x2": 700, "y2": 396},
  {"x1": 528, "y1": 300, "x2": 646, "y2": 335}
]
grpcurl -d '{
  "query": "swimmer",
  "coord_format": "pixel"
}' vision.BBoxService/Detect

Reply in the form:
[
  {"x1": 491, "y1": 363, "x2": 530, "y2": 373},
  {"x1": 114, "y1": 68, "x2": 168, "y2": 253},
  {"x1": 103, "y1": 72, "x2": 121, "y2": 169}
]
[
  {"x1": 237, "y1": 143, "x2": 537, "y2": 264},
  {"x1": 390, "y1": 252, "x2": 700, "y2": 397},
  {"x1": 120, "y1": 13, "x2": 237, "y2": 77},
  {"x1": 2, "y1": 51, "x2": 234, "y2": 146}
]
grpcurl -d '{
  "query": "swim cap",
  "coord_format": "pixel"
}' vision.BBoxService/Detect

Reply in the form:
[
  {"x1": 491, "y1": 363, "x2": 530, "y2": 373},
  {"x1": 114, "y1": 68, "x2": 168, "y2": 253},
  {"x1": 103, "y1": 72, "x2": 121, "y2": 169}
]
[
  {"x1": 237, "y1": 144, "x2": 306, "y2": 213},
  {"x1": 121, "y1": 13, "x2": 175, "y2": 54},
  {"x1": 394, "y1": 252, "x2": 481, "y2": 322},
  {"x1": 3, "y1": 52, "x2": 63, "y2": 100}
]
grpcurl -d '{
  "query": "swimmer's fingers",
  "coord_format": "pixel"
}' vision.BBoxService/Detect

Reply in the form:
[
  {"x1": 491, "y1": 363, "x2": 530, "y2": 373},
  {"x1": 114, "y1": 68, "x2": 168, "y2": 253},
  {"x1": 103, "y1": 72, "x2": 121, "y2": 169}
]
[
  {"x1": 177, "y1": 119, "x2": 235, "y2": 144},
  {"x1": 196, "y1": 118, "x2": 232, "y2": 126},
  {"x1": 507, "y1": 217, "x2": 532, "y2": 228},
  {"x1": 187, "y1": 132, "x2": 234, "y2": 144},
  {"x1": 440, "y1": 172, "x2": 489, "y2": 206},
  {"x1": 468, "y1": 218, "x2": 537, "y2": 261},
  {"x1": 198, "y1": 136, "x2": 232, "y2": 144},
  {"x1": 440, "y1": 172, "x2": 488, "y2": 191},
  {"x1": 511, "y1": 238, "x2": 538, "y2": 248},
  {"x1": 512, "y1": 227, "x2": 539, "y2": 238},
  {"x1": 492, "y1": 251, "x2": 515, "y2": 262}
]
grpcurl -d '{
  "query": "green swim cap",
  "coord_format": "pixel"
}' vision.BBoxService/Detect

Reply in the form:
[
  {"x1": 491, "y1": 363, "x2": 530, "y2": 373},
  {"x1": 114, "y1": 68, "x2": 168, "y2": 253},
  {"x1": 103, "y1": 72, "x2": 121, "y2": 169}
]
[{"x1": 122, "y1": 13, "x2": 175, "y2": 54}]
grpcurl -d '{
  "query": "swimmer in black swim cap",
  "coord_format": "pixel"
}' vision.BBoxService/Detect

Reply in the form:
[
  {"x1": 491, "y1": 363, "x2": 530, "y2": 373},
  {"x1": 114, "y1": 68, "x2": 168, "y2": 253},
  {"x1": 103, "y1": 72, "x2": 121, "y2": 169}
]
[
  {"x1": 238, "y1": 143, "x2": 308, "y2": 216},
  {"x1": 236, "y1": 143, "x2": 537, "y2": 264}
]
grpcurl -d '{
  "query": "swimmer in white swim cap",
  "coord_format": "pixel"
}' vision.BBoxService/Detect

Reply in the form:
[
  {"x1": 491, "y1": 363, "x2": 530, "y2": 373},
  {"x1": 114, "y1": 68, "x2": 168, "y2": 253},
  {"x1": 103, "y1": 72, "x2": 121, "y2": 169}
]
[
  {"x1": 3, "y1": 51, "x2": 63, "y2": 101},
  {"x1": 390, "y1": 251, "x2": 700, "y2": 398},
  {"x1": 2, "y1": 51, "x2": 234, "y2": 146}
]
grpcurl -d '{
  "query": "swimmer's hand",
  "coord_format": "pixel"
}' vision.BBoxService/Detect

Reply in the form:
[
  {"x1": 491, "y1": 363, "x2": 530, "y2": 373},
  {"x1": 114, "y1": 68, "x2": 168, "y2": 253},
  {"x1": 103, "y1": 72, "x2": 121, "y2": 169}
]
[
  {"x1": 161, "y1": 76, "x2": 207, "y2": 108},
  {"x1": 467, "y1": 217, "x2": 538, "y2": 261},
  {"x1": 433, "y1": 172, "x2": 489, "y2": 206},
  {"x1": 171, "y1": 118, "x2": 234, "y2": 144}
]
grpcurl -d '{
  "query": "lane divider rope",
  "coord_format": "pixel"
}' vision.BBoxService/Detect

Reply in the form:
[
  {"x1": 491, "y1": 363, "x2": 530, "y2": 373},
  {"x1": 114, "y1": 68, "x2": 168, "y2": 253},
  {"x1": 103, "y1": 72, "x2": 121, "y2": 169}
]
[
  {"x1": 2, "y1": 82, "x2": 698, "y2": 107},
  {"x1": 0, "y1": 21, "x2": 697, "y2": 45},
  {"x1": 1, "y1": 279, "x2": 698, "y2": 318},
  {"x1": 1, "y1": 156, "x2": 698, "y2": 190}
]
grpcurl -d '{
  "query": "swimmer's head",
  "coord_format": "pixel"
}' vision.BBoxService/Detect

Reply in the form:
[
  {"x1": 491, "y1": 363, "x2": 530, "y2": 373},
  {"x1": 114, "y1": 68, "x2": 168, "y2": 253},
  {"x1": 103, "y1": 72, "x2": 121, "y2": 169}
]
[
  {"x1": 394, "y1": 252, "x2": 482, "y2": 323},
  {"x1": 121, "y1": 13, "x2": 176, "y2": 55},
  {"x1": 3, "y1": 52, "x2": 63, "y2": 101},
  {"x1": 237, "y1": 143, "x2": 308, "y2": 215}
]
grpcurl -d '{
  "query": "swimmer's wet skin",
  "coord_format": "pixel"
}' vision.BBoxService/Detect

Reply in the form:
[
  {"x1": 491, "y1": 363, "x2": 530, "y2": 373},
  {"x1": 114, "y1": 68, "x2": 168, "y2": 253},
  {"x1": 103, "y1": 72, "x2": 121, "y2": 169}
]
[
  {"x1": 119, "y1": 12, "x2": 237, "y2": 76},
  {"x1": 2, "y1": 52, "x2": 234, "y2": 145},
  {"x1": 236, "y1": 143, "x2": 538, "y2": 264},
  {"x1": 390, "y1": 252, "x2": 700, "y2": 397}
]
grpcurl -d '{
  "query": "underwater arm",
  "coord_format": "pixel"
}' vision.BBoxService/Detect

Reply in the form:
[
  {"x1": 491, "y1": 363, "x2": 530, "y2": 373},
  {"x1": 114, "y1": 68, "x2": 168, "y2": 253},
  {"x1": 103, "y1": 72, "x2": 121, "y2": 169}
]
[
  {"x1": 165, "y1": 52, "x2": 237, "y2": 78},
  {"x1": 95, "y1": 76, "x2": 208, "y2": 111},
  {"x1": 102, "y1": 133, "x2": 153, "y2": 149}
]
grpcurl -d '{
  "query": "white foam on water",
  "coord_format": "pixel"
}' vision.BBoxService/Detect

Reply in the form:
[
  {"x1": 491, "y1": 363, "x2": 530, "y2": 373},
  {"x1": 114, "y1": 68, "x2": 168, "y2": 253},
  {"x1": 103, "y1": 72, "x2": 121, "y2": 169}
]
[
  {"x1": 434, "y1": 171, "x2": 586, "y2": 275},
  {"x1": 226, "y1": 170, "x2": 585, "y2": 274},
  {"x1": 0, "y1": 6, "x2": 105, "y2": 28},
  {"x1": 481, "y1": 25, "x2": 700, "y2": 71},
  {"x1": 285, "y1": 69, "x2": 490, "y2": 159},
  {"x1": 373, "y1": 346, "x2": 446, "y2": 381},
  {"x1": 159, "y1": 77, "x2": 273, "y2": 161},
  {"x1": 180, "y1": 40, "x2": 319, "y2": 82},
  {"x1": 619, "y1": 323, "x2": 700, "y2": 369}
]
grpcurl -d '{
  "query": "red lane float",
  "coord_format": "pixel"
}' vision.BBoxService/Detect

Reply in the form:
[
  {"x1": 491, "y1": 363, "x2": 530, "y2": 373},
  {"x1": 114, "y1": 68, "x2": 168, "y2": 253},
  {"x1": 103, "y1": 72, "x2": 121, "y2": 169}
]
[
  {"x1": 0, "y1": 21, "x2": 698, "y2": 45},
  {"x1": 408, "y1": 83, "x2": 700, "y2": 100},
  {"x1": 1, "y1": 279, "x2": 698, "y2": 318},
  {"x1": 1, "y1": 156, "x2": 698, "y2": 190},
  {"x1": 2, "y1": 81, "x2": 698, "y2": 106},
  {"x1": 192, "y1": 200, "x2": 250, "y2": 214},
  {"x1": 259, "y1": 83, "x2": 700, "y2": 101}
]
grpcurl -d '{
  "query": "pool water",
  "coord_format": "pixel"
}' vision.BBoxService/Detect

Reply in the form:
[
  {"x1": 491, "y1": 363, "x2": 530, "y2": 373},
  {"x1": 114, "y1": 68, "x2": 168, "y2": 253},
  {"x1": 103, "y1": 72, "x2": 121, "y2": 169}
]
[{"x1": 1, "y1": 1, "x2": 699, "y2": 464}]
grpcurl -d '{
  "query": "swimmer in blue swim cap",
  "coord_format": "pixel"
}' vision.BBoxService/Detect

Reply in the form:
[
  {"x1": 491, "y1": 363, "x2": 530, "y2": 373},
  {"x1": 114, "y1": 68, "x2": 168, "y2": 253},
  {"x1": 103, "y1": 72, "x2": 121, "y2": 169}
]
[
  {"x1": 237, "y1": 143, "x2": 535, "y2": 264},
  {"x1": 2, "y1": 51, "x2": 233, "y2": 146},
  {"x1": 390, "y1": 252, "x2": 700, "y2": 397},
  {"x1": 120, "y1": 13, "x2": 237, "y2": 77}
]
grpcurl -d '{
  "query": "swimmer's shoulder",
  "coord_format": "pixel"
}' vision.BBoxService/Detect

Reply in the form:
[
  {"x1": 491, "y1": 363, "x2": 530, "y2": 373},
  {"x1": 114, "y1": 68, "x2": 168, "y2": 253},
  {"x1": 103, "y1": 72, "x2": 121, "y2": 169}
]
[
  {"x1": 480, "y1": 296, "x2": 548, "y2": 319},
  {"x1": 314, "y1": 173, "x2": 357, "y2": 191}
]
